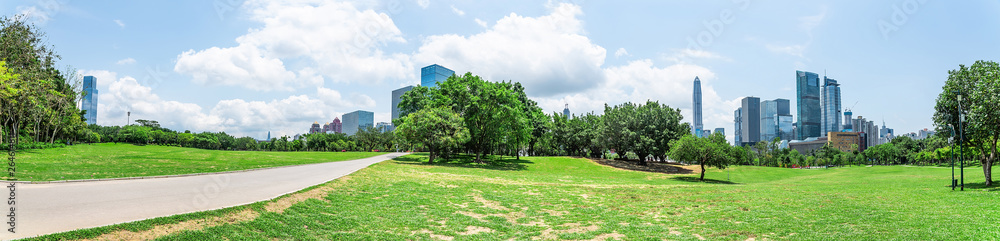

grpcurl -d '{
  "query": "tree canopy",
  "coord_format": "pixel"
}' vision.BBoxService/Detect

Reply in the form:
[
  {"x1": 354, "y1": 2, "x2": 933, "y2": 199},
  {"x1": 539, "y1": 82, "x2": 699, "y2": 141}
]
[{"x1": 933, "y1": 60, "x2": 1000, "y2": 186}]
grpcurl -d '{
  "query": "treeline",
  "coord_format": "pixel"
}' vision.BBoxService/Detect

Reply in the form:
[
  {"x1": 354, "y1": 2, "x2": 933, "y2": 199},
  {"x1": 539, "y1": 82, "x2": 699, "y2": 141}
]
[
  {"x1": 394, "y1": 73, "x2": 690, "y2": 165},
  {"x1": 85, "y1": 120, "x2": 398, "y2": 152},
  {"x1": 1, "y1": 16, "x2": 88, "y2": 150}
]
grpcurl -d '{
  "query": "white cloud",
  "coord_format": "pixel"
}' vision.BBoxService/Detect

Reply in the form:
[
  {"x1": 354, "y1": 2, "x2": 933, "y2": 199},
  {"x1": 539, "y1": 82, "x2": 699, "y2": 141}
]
[
  {"x1": 416, "y1": 0, "x2": 429, "y2": 9},
  {"x1": 474, "y1": 18, "x2": 488, "y2": 28},
  {"x1": 614, "y1": 48, "x2": 629, "y2": 58},
  {"x1": 16, "y1": 6, "x2": 51, "y2": 25},
  {"x1": 114, "y1": 19, "x2": 125, "y2": 28},
  {"x1": 77, "y1": 69, "x2": 118, "y2": 88},
  {"x1": 115, "y1": 58, "x2": 135, "y2": 65},
  {"x1": 175, "y1": 0, "x2": 412, "y2": 91},
  {"x1": 450, "y1": 5, "x2": 465, "y2": 16},
  {"x1": 414, "y1": 3, "x2": 606, "y2": 97},
  {"x1": 766, "y1": 7, "x2": 825, "y2": 58}
]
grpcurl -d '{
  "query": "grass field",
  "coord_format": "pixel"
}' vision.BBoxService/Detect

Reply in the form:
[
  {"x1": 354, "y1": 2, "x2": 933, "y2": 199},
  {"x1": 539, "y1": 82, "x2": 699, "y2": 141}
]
[
  {"x1": 10, "y1": 143, "x2": 384, "y2": 181},
  {"x1": 30, "y1": 153, "x2": 1000, "y2": 240}
]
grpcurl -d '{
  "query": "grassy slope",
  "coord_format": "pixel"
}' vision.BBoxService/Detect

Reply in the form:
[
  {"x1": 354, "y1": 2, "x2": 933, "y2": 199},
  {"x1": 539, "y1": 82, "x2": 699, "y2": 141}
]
[
  {"x1": 32, "y1": 154, "x2": 1000, "y2": 240},
  {"x1": 11, "y1": 143, "x2": 384, "y2": 181}
]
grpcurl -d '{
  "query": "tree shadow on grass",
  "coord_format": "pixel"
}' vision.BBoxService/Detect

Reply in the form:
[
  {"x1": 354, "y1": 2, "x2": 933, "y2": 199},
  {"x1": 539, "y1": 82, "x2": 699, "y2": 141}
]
[
  {"x1": 394, "y1": 153, "x2": 532, "y2": 171},
  {"x1": 961, "y1": 182, "x2": 1000, "y2": 191},
  {"x1": 671, "y1": 176, "x2": 738, "y2": 185}
]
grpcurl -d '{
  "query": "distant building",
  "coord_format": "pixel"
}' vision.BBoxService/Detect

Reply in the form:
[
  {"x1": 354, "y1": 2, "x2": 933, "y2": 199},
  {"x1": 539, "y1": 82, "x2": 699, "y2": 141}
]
[
  {"x1": 820, "y1": 77, "x2": 842, "y2": 136},
  {"x1": 738, "y1": 97, "x2": 761, "y2": 146},
  {"x1": 827, "y1": 131, "x2": 860, "y2": 152},
  {"x1": 309, "y1": 122, "x2": 322, "y2": 134},
  {"x1": 702, "y1": 130, "x2": 711, "y2": 137},
  {"x1": 82, "y1": 76, "x2": 99, "y2": 125},
  {"x1": 918, "y1": 128, "x2": 935, "y2": 140},
  {"x1": 420, "y1": 64, "x2": 455, "y2": 88},
  {"x1": 777, "y1": 115, "x2": 794, "y2": 141},
  {"x1": 563, "y1": 103, "x2": 571, "y2": 118},
  {"x1": 796, "y1": 71, "x2": 821, "y2": 140},
  {"x1": 376, "y1": 122, "x2": 394, "y2": 132},
  {"x1": 714, "y1": 128, "x2": 725, "y2": 139},
  {"x1": 789, "y1": 137, "x2": 827, "y2": 155},
  {"x1": 331, "y1": 117, "x2": 342, "y2": 133},
  {"x1": 342, "y1": 110, "x2": 374, "y2": 136},
  {"x1": 734, "y1": 107, "x2": 742, "y2": 144},
  {"x1": 842, "y1": 110, "x2": 854, "y2": 132},
  {"x1": 852, "y1": 115, "x2": 878, "y2": 151},
  {"x1": 392, "y1": 85, "x2": 414, "y2": 121},
  {"x1": 760, "y1": 98, "x2": 790, "y2": 142},
  {"x1": 692, "y1": 76, "x2": 703, "y2": 137}
]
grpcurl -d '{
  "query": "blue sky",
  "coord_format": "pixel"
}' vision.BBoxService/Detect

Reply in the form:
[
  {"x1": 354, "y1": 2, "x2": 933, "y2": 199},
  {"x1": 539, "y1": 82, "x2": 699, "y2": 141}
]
[{"x1": 3, "y1": 0, "x2": 998, "y2": 142}]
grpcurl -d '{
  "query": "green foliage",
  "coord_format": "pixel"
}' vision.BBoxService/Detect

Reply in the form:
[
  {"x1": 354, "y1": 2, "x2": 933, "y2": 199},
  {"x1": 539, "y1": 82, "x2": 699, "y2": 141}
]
[
  {"x1": 395, "y1": 107, "x2": 470, "y2": 163},
  {"x1": 602, "y1": 101, "x2": 688, "y2": 165},
  {"x1": 669, "y1": 133, "x2": 740, "y2": 180},
  {"x1": 933, "y1": 60, "x2": 1000, "y2": 186}
]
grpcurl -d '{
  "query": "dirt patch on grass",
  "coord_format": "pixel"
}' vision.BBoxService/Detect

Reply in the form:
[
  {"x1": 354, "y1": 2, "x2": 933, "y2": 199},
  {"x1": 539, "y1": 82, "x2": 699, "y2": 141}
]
[
  {"x1": 265, "y1": 177, "x2": 352, "y2": 213},
  {"x1": 82, "y1": 208, "x2": 258, "y2": 241},
  {"x1": 459, "y1": 226, "x2": 494, "y2": 235},
  {"x1": 471, "y1": 193, "x2": 509, "y2": 210},
  {"x1": 589, "y1": 158, "x2": 700, "y2": 174}
]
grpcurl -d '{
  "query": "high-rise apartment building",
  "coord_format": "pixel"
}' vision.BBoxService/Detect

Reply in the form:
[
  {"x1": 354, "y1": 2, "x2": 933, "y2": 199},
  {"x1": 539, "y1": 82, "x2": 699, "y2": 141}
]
[
  {"x1": 82, "y1": 76, "x2": 99, "y2": 125},
  {"x1": 739, "y1": 97, "x2": 761, "y2": 146},
  {"x1": 309, "y1": 122, "x2": 322, "y2": 134},
  {"x1": 331, "y1": 117, "x2": 342, "y2": 133},
  {"x1": 796, "y1": 71, "x2": 821, "y2": 140},
  {"x1": 842, "y1": 110, "x2": 854, "y2": 131},
  {"x1": 820, "y1": 77, "x2": 842, "y2": 136},
  {"x1": 734, "y1": 108, "x2": 742, "y2": 144},
  {"x1": 342, "y1": 110, "x2": 374, "y2": 136},
  {"x1": 692, "y1": 76, "x2": 703, "y2": 137},
  {"x1": 392, "y1": 85, "x2": 414, "y2": 121},
  {"x1": 420, "y1": 64, "x2": 455, "y2": 88},
  {"x1": 760, "y1": 99, "x2": 790, "y2": 142}
]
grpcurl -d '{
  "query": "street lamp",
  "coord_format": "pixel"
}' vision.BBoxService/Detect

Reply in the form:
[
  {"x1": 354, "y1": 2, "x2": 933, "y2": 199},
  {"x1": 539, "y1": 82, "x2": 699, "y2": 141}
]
[
  {"x1": 955, "y1": 90, "x2": 964, "y2": 191},
  {"x1": 948, "y1": 124, "x2": 955, "y2": 190}
]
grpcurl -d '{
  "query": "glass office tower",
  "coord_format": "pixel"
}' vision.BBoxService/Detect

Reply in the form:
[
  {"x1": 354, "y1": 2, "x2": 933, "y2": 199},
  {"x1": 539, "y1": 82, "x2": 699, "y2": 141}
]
[
  {"x1": 420, "y1": 64, "x2": 455, "y2": 88},
  {"x1": 391, "y1": 85, "x2": 414, "y2": 121},
  {"x1": 820, "y1": 77, "x2": 842, "y2": 136},
  {"x1": 795, "y1": 71, "x2": 821, "y2": 140},
  {"x1": 82, "y1": 76, "x2": 99, "y2": 125},
  {"x1": 692, "y1": 76, "x2": 703, "y2": 137},
  {"x1": 739, "y1": 97, "x2": 760, "y2": 146},
  {"x1": 760, "y1": 98, "x2": 790, "y2": 141},
  {"x1": 342, "y1": 110, "x2": 374, "y2": 136}
]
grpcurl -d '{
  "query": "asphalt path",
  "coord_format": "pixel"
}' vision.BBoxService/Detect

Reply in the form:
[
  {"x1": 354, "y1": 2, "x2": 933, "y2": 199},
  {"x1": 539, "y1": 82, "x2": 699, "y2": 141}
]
[{"x1": 3, "y1": 152, "x2": 409, "y2": 240}]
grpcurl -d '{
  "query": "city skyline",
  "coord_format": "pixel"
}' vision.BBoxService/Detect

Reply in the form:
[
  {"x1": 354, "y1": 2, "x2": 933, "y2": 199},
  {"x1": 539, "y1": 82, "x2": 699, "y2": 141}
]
[{"x1": 6, "y1": 1, "x2": 998, "y2": 140}]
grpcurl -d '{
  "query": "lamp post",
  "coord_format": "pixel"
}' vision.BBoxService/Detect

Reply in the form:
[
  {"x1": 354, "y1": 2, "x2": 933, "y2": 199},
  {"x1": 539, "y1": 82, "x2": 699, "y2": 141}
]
[
  {"x1": 949, "y1": 124, "x2": 955, "y2": 190},
  {"x1": 956, "y1": 91, "x2": 964, "y2": 191}
]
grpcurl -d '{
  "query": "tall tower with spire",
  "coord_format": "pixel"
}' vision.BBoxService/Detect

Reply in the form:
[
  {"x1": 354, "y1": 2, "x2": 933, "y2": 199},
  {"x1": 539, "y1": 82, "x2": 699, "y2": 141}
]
[
  {"x1": 692, "y1": 76, "x2": 703, "y2": 137},
  {"x1": 563, "y1": 103, "x2": 570, "y2": 117}
]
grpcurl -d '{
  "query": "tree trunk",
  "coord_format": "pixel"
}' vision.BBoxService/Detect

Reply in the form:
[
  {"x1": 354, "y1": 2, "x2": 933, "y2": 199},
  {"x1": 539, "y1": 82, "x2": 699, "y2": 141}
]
[
  {"x1": 429, "y1": 146, "x2": 436, "y2": 164},
  {"x1": 637, "y1": 152, "x2": 648, "y2": 166},
  {"x1": 700, "y1": 160, "x2": 706, "y2": 181}
]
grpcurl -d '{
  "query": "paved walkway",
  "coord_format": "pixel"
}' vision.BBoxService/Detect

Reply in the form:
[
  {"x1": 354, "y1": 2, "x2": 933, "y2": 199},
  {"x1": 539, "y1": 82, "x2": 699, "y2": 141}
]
[{"x1": 3, "y1": 152, "x2": 409, "y2": 240}]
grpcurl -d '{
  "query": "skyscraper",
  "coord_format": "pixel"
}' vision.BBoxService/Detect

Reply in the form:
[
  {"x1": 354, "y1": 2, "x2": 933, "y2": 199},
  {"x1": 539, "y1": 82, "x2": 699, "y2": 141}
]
[
  {"x1": 82, "y1": 76, "x2": 99, "y2": 125},
  {"x1": 391, "y1": 85, "x2": 414, "y2": 121},
  {"x1": 760, "y1": 98, "x2": 790, "y2": 141},
  {"x1": 842, "y1": 110, "x2": 854, "y2": 132},
  {"x1": 331, "y1": 117, "x2": 342, "y2": 133},
  {"x1": 342, "y1": 110, "x2": 374, "y2": 136},
  {"x1": 796, "y1": 71, "x2": 821, "y2": 140},
  {"x1": 734, "y1": 108, "x2": 742, "y2": 144},
  {"x1": 714, "y1": 128, "x2": 725, "y2": 139},
  {"x1": 739, "y1": 97, "x2": 761, "y2": 146},
  {"x1": 820, "y1": 77, "x2": 842, "y2": 136},
  {"x1": 420, "y1": 64, "x2": 455, "y2": 88},
  {"x1": 563, "y1": 104, "x2": 570, "y2": 117},
  {"x1": 692, "y1": 76, "x2": 703, "y2": 137}
]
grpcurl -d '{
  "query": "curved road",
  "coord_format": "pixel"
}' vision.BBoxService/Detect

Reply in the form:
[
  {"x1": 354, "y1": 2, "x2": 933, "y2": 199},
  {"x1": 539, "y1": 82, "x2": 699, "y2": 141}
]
[{"x1": 4, "y1": 152, "x2": 408, "y2": 240}]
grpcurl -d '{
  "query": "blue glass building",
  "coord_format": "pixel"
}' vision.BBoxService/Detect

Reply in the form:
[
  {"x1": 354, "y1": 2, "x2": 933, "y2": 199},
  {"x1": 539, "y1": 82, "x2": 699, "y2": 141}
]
[
  {"x1": 734, "y1": 108, "x2": 742, "y2": 145},
  {"x1": 795, "y1": 71, "x2": 821, "y2": 140},
  {"x1": 820, "y1": 77, "x2": 842, "y2": 136},
  {"x1": 562, "y1": 104, "x2": 570, "y2": 117},
  {"x1": 420, "y1": 64, "x2": 455, "y2": 88},
  {"x1": 760, "y1": 98, "x2": 790, "y2": 142},
  {"x1": 391, "y1": 85, "x2": 414, "y2": 121},
  {"x1": 82, "y1": 76, "x2": 99, "y2": 125},
  {"x1": 342, "y1": 110, "x2": 374, "y2": 136},
  {"x1": 739, "y1": 97, "x2": 761, "y2": 146},
  {"x1": 692, "y1": 76, "x2": 703, "y2": 137}
]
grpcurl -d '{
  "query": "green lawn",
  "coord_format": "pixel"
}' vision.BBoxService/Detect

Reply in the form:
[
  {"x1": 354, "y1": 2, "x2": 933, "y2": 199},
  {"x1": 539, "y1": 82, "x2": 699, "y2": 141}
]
[
  {"x1": 31, "y1": 154, "x2": 1000, "y2": 240},
  {"x1": 10, "y1": 143, "x2": 385, "y2": 181}
]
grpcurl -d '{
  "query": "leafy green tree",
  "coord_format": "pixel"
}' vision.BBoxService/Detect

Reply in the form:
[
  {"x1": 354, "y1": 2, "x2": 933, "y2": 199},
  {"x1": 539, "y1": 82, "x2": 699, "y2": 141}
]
[
  {"x1": 603, "y1": 101, "x2": 688, "y2": 165},
  {"x1": 933, "y1": 60, "x2": 1000, "y2": 185},
  {"x1": 669, "y1": 133, "x2": 738, "y2": 181},
  {"x1": 396, "y1": 107, "x2": 470, "y2": 163}
]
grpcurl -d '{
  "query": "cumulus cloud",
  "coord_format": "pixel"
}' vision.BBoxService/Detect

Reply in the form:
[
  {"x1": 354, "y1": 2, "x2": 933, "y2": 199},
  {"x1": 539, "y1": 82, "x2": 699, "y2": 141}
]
[
  {"x1": 416, "y1": 0, "x2": 429, "y2": 9},
  {"x1": 175, "y1": 0, "x2": 412, "y2": 91},
  {"x1": 115, "y1": 58, "x2": 135, "y2": 65},
  {"x1": 94, "y1": 70, "x2": 377, "y2": 138},
  {"x1": 414, "y1": 3, "x2": 606, "y2": 97},
  {"x1": 614, "y1": 48, "x2": 629, "y2": 58}
]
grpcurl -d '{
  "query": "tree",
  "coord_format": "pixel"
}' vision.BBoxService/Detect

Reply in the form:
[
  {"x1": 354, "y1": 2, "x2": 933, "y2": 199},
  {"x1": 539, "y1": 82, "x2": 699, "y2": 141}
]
[
  {"x1": 669, "y1": 133, "x2": 738, "y2": 181},
  {"x1": 603, "y1": 101, "x2": 688, "y2": 165},
  {"x1": 933, "y1": 60, "x2": 1000, "y2": 186},
  {"x1": 395, "y1": 107, "x2": 470, "y2": 163}
]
